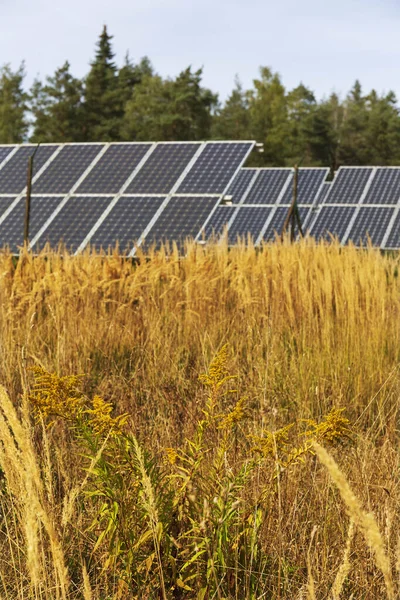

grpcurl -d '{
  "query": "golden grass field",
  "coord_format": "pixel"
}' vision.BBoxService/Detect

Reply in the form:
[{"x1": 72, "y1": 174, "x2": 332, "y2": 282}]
[{"x1": 0, "y1": 239, "x2": 399, "y2": 599}]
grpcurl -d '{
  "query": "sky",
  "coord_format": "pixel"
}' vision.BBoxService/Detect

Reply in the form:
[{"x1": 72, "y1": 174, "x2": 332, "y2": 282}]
[{"x1": 1, "y1": 0, "x2": 400, "y2": 102}]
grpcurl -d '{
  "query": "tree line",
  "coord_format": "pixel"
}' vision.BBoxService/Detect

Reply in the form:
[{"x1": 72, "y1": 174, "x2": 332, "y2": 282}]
[{"x1": 1, "y1": 26, "x2": 400, "y2": 170}]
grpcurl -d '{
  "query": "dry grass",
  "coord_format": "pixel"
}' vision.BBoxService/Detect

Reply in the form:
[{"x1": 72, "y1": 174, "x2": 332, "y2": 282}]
[{"x1": 0, "y1": 239, "x2": 398, "y2": 597}]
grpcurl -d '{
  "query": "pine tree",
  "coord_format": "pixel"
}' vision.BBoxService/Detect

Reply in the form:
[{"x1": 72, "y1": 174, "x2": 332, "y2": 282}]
[
  {"x1": 30, "y1": 62, "x2": 84, "y2": 142},
  {"x1": 211, "y1": 78, "x2": 251, "y2": 139},
  {"x1": 83, "y1": 25, "x2": 122, "y2": 141},
  {"x1": 122, "y1": 67, "x2": 217, "y2": 141},
  {"x1": 0, "y1": 64, "x2": 28, "y2": 143},
  {"x1": 286, "y1": 84, "x2": 317, "y2": 164}
]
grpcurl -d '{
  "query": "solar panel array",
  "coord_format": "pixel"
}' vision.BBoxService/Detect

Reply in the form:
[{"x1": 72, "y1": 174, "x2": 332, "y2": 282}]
[
  {"x1": 3, "y1": 142, "x2": 400, "y2": 252},
  {"x1": 199, "y1": 167, "x2": 329, "y2": 246},
  {"x1": 0, "y1": 141, "x2": 254, "y2": 254}
]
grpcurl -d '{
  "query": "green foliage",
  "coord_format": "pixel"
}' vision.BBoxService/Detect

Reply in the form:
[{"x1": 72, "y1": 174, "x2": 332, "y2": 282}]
[
  {"x1": 0, "y1": 63, "x2": 28, "y2": 143},
  {"x1": 30, "y1": 62, "x2": 85, "y2": 143}
]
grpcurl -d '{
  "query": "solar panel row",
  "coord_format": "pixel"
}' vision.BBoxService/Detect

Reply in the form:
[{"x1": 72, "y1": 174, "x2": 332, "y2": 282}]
[
  {"x1": 3, "y1": 141, "x2": 400, "y2": 252},
  {"x1": 0, "y1": 141, "x2": 254, "y2": 253}
]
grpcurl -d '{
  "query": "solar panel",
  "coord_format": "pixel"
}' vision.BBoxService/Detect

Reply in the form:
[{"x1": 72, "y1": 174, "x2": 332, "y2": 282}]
[
  {"x1": 144, "y1": 197, "x2": 217, "y2": 249},
  {"x1": 33, "y1": 144, "x2": 103, "y2": 194},
  {"x1": 202, "y1": 206, "x2": 236, "y2": 240},
  {"x1": 88, "y1": 197, "x2": 165, "y2": 252},
  {"x1": 75, "y1": 144, "x2": 152, "y2": 194},
  {"x1": 228, "y1": 206, "x2": 272, "y2": 243},
  {"x1": 325, "y1": 168, "x2": 373, "y2": 205},
  {"x1": 0, "y1": 146, "x2": 16, "y2": 168},
  {"x1": 225, "y1": 169, "x2": 257, "y2": 204},
  {"x1": 244, "y1": 169, "x2": 291, "y2": 205},
  {"x1": 36, "y1": 196, "x2": 113, "y2": 252},
  {"x1": 362, "y1": 168, "x2": 400, "y2": 205},
  {"x1": 176, "y1": 143, "x2": 253, "y2": 194},
  {"x1": 0, "y1": 196, "x2": 63, "y2": 252},
  {"x1": 346, "y1": 207, "x2": 394, "y2": 246},
  {"x1": 125, "y1": 143, "x2": 199, "y2": 194},
  {"x1": 279, "y1": 169, "x2": 329, "y2": 205},
  {"x1": 310, "y1": 206, "x2": 356, "y2": 242},
  {"x1": 0, "y1": 146, "x2": 59, "y2": 194},
  {"x1": 0, "y1": 197, "x2": 18, "y2": 219}
]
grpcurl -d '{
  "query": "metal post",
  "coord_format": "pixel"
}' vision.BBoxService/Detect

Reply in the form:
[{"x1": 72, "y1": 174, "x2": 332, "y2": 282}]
[
  {"x1": 24, "y1": 144, "x2": 40, "y2": 247},
  {"x1": 282, "y1": 164, "x2": 301, "y2": 241}
]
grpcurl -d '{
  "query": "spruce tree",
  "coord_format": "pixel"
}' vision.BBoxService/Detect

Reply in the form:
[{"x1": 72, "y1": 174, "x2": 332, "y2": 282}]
[
  {"x1": 84, "y1": 25, "x2": 122, "y2": 141},
  {"x1": 211, "y1": 78, "x2": 251, "y2": 140},
  {"x1": 0, "y1": 64, "x2": 28, "y2": 143},
  {"x1": 30, "y1": 62, "x2": 84, "y2": 142}
]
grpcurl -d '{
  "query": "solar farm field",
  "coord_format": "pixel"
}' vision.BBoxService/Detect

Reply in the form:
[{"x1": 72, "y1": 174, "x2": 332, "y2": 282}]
[{"x1": 0, "y1": 241, "x2": 399, "y2": 598}]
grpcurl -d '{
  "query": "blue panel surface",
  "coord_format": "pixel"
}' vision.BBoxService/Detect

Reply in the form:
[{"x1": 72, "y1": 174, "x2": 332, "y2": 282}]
[
  {"x1": 346, "y1": 207, "x2": 394, "y2": 246},
  {"x1": 88, "y1": 196, "x2": 164, "y2": 252},
  {"x1": 0, "y1": 196, "x2": 63, "y2": 252},
  {"x1": 228, "y1": 206, "x2": 272, "y2": 243},
  {"x1": 37, "y1": 196, "x2": 113, "y2": 251},
  {"x1": 126, "y1": 143, "x2": 199, "y2": 194},
  {"x1": 176, "y1": 143, "x2": 253, "y2": 194},
  {"x1": 244, "y1": 169, "x2": 291, "y2": 205},
  {"x1": 0, "y1": 147, "x2": 16, "y2": 167},
  {"x1": 0, "y1": 146, "x2": 58, "y2": 194},
  {"x1": 310, "y1": 206, "x2": 355, "y2": 242},
  {"x1": 385, "y1": 212, "x2": 400, "y2": 249},
  {"x1": 33, "y1": 144, "x2": 103, "y2": 194},
  {"x1": 326, "y1": 168, "x2": 373, "y2": 205},
  {"x1": 76, "y1": 144, "x2": 152, "y2": 194},
  {"x1": 362, "y1": 168, "x2": 400, "y2": 205},
  {"x1": 262, "y1": 206, "x2": 310, "y2": 241},
  {"x1": 225, "y1": 169, "x2": 257, "y2": 204},
  {"x1": 144, "y1": 197, "x2": 217, "y2": 249},
  {"x1": 202, "y1": 206, "x2": 236, "y2": 240}
]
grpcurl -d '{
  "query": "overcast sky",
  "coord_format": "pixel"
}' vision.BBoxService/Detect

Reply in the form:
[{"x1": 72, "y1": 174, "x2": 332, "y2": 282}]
[{"x1": 1, "y1": 0, "x2": 400, "y2": 102}]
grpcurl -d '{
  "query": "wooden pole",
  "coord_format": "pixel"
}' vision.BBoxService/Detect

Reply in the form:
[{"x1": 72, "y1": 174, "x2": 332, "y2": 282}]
[
  {"x1": 24, "y1": 144, "x2": 40, "y2": 247},
  {"x1": 24, "y1": 156, "x2": 33, "y2": 245},
  {"x1": 282, "y1": 164, "x2": 301, "y2": 241}
]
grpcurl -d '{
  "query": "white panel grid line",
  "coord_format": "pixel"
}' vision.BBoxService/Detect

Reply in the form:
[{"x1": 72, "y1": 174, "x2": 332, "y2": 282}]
[
  {"x1": 194, "y1": 143, "x2": 256, "y2": 244},
  {"x1": 75, "y1": 143, "x2": 158, "y2": 254},
  {"x1": 255, "y1": 170, "x2": 294, "y2": 246},
  {"x1": 129, "y1": 143, "x2": 208, "y2": 256},
  {"x1": 0, "y1": 144, "x2": 65, "y2": 230},
  {"x1": 29, "y1": 143, "x2": 111, "y2": 250},
  {"x1": 342, "y1": 168, "x2": 377, "y2": 245},
  {"x1": 380, "y1": 186, "x2": 400, "y2": 249},
  {"x1": 0, "y1": 146, "x2": 19, "y2": 173}
]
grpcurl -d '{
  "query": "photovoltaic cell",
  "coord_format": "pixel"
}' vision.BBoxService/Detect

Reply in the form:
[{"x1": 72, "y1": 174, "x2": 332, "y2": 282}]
[
  {"x1": 362, "y1": 169, "x2": 400, "y2": 205},
  {"x1": 0, "y1": 145, "x2": 58, "y2": 194},
  {"x1": 88, "y1": 197, "x2": 165, "y2": 252},
  {"x1": 36, "y1": 197, "x2": 113, "y2": 252},
  {"x1": 0, "y1": 196, "x2": 63, "y2": 252},
  {"x1": 0, "y1": 198, "x2": 18, "y2": 220},
  {"x1": 126, "y1": 143, "x2": 199, "y2": 194},
  {"x1": 326, "y1": 168, "x2": 373, "y2": 205},
  {"x1": 310, "y1": 206, "x2": 355, "y2": 242},
  {"x1": 33, "y1": 144, "x2": 103, "y2": 194},
  {"x1": 0, "y1": 146, "x2": 16, "y2": 167},
  {"x1": 144, "y1": 197, "x2": 217, "y2": 249},
  {"x1": 202, "y1": 206, "x2": 236, "y2": 239},
  {"x1": 244, "y1": 169, "x2": 291, "y2": 205},
  {"x1": 76, "y1": 144, "x2": 152, "y2": 194},
  {"x1": 176, "y1": 143, "x2": 253, "y2": 194},
  {"x1": 346, "y1": 207, "x2": 394, "y2": 246},
  {"x1": 225, "y1": 169, "x2": 257, "y2": 204},
  {"x1": 228, "y1": 206, "x2": 272, "y2": 243},
  {"x1": 279, "y1": 169, "x2": 329, "y2": 205},
  {"x1": 385, "y1": 212, "x2": 400, "y2": 249}
]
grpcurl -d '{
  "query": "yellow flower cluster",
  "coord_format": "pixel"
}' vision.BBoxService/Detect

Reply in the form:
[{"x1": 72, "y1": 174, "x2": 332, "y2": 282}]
[
  {"x1": 217, "y1": 396, "x2": 250, "y2": 430},
  {"x1": 303, "y1": 407, "x2": 352, "y2": 443},
  {"x1": 84, "y1": 395, "x2": 129, "y2": 437},
  {"x1": 198, "y1": 344, "x2": 236, "y2": 391},
  {"x1": 29, "y1": 365, "x2": 84, "y2": 421},
  {"x1": 250, "y1": 423, "x2": 294, "y2": 459}
]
